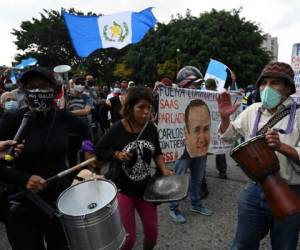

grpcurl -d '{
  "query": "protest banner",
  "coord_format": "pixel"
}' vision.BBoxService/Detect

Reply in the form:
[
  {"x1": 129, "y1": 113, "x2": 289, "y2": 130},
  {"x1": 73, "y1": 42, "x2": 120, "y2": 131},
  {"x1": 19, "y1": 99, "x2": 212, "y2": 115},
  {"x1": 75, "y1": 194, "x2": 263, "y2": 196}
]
[
  {"x1": 157, "y1": 86, "x2": 242, "y2": 162},
  {"x1": 291, "y1": 43, "x2": 300, "y2": 103}
]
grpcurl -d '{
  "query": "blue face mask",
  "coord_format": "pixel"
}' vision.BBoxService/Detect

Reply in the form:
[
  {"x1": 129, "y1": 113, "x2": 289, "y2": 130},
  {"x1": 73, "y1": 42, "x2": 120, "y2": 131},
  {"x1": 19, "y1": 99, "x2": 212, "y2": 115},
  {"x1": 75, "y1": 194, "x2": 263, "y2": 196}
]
[
  {"x1": 260, "y1": 86, "x2": 282, "y2": 109},
  {"x1": 4, "y1": 100, "x2": 18, "y2": 112}
]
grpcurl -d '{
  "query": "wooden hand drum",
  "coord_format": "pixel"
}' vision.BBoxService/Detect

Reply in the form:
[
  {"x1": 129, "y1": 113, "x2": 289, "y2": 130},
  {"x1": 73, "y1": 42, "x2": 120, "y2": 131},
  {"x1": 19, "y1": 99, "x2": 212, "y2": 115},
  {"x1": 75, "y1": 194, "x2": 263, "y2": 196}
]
[{"x1": 231, "y1": 135, "x2": 300, "y2": 219}]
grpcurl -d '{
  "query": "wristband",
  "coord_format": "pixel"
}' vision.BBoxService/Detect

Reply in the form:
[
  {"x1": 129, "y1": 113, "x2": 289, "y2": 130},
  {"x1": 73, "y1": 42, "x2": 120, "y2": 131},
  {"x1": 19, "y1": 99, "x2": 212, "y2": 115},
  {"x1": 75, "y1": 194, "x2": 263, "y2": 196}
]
[{"x1": 80, "y1": 140, "x2": 96, "y2": 154}]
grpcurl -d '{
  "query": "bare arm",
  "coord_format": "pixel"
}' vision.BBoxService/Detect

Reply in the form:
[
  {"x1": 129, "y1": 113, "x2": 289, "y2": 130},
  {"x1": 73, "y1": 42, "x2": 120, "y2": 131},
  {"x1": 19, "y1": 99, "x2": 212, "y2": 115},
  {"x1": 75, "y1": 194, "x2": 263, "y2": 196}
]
[
  {"x1": 71, "y1": 105, "x2": 91, "y2": 117},
  {"x1": 153, "y1": 154, "x2": 174, "y2": 176}
]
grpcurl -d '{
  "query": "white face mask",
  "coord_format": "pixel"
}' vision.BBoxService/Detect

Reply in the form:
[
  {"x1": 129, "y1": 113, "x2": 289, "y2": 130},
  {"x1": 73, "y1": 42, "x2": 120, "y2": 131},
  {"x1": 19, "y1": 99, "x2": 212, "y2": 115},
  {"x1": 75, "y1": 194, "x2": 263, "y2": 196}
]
[{"x1": 74, "y1": 84, "x2": 85, "y2": 93}]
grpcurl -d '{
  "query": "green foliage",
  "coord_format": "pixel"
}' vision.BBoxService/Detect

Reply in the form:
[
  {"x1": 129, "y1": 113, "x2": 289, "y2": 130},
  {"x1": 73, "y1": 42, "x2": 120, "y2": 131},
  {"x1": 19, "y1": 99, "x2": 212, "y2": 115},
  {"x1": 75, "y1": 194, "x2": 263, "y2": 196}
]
[
  {"x1": 157, "y1": 59, "x2": 177, "y2": 80},
  {"x1": 12, "y1": 8, "x2": 271, "y2": 88},
  {"x1": 121, "y1": 8, "x2": 271, "y2": 87},
  {"x1": 113, "y1": 63, "x2": 133, "y2": 79}
]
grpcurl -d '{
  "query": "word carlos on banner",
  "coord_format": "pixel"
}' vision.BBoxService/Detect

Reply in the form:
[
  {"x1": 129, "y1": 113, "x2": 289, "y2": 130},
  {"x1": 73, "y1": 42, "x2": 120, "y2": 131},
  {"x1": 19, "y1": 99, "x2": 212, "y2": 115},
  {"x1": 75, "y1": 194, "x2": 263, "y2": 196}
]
[{"x1": 62, "y1": 8, "x2": 157, "y2": 57}]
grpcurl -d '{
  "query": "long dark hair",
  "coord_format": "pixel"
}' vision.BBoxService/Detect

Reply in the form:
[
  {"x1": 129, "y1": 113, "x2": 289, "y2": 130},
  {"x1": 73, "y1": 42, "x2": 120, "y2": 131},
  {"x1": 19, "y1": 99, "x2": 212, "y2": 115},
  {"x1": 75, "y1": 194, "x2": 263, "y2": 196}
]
[{"x1": 121, "y1": 87, "x2": 153, "y2": 119}]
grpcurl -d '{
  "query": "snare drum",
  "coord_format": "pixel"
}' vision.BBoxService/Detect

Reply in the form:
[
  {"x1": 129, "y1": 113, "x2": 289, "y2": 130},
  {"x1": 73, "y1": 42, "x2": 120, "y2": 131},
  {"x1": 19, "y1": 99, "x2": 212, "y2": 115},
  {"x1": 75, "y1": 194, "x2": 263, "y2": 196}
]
[{"x1": 57, "y1": 180, "x2": 125, "y2": 250}]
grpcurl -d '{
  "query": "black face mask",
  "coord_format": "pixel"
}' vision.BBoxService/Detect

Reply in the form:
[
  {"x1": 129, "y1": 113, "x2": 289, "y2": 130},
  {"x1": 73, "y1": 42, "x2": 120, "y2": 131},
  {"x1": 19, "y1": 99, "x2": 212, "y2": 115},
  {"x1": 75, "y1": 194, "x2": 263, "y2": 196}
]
[
  {"x1": 26, "y1": 89, "x2": 55, "y2": 112},
  {"x1": 87, "y1": 80, "x2": 95, "y2": 87}
]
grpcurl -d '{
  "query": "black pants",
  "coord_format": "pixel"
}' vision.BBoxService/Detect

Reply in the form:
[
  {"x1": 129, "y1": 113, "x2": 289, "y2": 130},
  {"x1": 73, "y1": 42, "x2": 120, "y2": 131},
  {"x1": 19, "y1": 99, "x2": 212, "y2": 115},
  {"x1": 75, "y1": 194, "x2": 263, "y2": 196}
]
[
  {"x1": 6, "y1": 205, "x2": 68, "y2": 250},
  {"x1": 216, "y1": 154, "x2": 227, "y2": 174}
]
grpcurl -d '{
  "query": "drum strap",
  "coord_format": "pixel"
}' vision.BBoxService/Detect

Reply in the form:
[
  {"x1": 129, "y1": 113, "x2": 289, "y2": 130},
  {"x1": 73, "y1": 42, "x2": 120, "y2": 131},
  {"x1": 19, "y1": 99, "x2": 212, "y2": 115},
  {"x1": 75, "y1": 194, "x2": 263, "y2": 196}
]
[{"x1": 256, "y1": 103, "x2": 300, "y2": 136}]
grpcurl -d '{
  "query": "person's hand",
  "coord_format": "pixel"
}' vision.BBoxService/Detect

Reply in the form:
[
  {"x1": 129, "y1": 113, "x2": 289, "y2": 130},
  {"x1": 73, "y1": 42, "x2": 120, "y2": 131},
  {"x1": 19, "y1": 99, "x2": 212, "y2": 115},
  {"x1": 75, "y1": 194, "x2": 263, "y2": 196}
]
[
  {"x1": 153, "y1": 81, "x2": 164, "y2": 92},
  {"x1": 26, "y1": 175, "x2": 47, "y2": 193},
  {"x1": 115, "y1": 151, "x2": 133, "y2": 161},
  {"x1": 160, "y1": 167, "x2": 174, "y2": 176},
  {"x1": 217, "y1": 91, "x2": 241, "y2": 119},
  {"x1": 265, "y1": 129, "x2": 281, "y2": 151},
  {"x1": 0, "y1": 140, "x2": 17, "y2": 151},
  {"x1": 0, "y1": 140, "x2": 24, "y2": 160},
  {"x1": 84, "y1": 151, "x2": 96, "y2": 168}
]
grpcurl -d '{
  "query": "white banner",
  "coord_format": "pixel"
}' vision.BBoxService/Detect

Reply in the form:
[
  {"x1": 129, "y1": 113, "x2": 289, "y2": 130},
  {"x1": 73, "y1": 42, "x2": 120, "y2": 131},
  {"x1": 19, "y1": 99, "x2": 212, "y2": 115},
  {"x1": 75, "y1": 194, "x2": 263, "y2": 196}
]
[
  {"x1": 291, "y1": 43, "x2": 300, "y2": 103},
  {"x1": 157, "y1": 86, "x2": 242, "y2": 162}
]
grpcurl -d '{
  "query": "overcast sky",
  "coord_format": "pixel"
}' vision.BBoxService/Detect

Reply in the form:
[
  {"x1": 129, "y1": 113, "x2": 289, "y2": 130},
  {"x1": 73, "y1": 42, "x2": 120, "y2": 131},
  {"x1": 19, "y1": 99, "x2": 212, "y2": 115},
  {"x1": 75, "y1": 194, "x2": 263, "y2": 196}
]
[{"x1": 0, "y1": 0, "x2": 299, "y2": 66}]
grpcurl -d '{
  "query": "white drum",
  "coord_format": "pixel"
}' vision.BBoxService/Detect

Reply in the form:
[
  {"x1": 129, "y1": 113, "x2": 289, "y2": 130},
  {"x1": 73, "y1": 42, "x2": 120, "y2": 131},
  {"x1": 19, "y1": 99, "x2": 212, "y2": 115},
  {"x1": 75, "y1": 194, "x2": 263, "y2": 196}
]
[{"x1": 57, "y1": 180, "x2": 125, "y2": 250}]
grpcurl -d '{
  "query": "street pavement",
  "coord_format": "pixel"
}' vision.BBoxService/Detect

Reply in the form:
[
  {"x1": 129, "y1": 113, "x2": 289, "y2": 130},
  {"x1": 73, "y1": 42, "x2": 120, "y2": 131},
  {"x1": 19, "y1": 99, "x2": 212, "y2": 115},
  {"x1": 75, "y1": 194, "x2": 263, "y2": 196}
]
[{"x1": 0, "y1": 155, "x2": 294, "y2": 250}]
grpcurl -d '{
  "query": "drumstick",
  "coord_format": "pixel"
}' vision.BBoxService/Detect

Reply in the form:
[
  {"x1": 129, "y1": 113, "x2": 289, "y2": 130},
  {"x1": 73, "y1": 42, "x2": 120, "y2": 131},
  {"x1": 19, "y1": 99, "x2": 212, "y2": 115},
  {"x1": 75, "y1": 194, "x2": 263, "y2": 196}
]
[
  {"x1": 46, "y1": 157, "x2": 96, "y2": 183},
  {"x1": 9, "y1": 157, "x2": 97, "y2": 200}
]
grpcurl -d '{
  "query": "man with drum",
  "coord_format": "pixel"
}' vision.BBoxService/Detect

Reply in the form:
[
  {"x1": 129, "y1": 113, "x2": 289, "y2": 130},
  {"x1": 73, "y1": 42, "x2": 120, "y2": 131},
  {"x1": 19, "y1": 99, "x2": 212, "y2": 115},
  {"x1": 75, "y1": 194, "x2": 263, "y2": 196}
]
[{"x1": 217, "y1": 62, "x2": 300, "y2": 250}]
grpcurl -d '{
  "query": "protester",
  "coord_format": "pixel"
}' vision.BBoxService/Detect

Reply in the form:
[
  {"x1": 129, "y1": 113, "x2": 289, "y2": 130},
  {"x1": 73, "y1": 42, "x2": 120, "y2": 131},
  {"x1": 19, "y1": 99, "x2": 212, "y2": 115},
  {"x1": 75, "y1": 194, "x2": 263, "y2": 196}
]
[
  {"x1": 217, "y1": 62, "x2": 300, "y2": 249},
  {"x1": 169, "y1": 66, "x2": 212, "y2": 224},
  {"x1": 84, "y1": 74, "x2": 102, "y2": 140},
  {"x1": 224, "y1": 68, "x2": 238, "y2": 91},
  {"x1": 96, "y1": 86, "x2": 173, "y2": 250},
  {"x1": 120, "y1": 80, "x2": 128, "y2": 93},
  {"x1": 205, "y1": 78, "x2": 228, "y2": 179},
  {"x1": 176, "y1": 66, "x2": 204, "y2": 89},
  {"x1": 0, "y1": 91, "x2": 18, "y2": 114},
  {"x1": 128, "y1": 81, "x2": 135, "y2": 88},
  {"x1": 0, "y1": 67, "x2": 92, "y2": 250},
  {"x1": 106, "y1": 81, "x2": 128, "y2": 124},
  {"x1": 106, "y1": 81, "x2": 121, "y2": 100},
  {"x1": 66, "y1": 75, "x2": 93, "y2": 166},
  {"x1": 11, "y1": 81, "x2": 27, "y2": 110},
  {"x1": 102, "y1": 85, "x2": 109, "y2": 99}
]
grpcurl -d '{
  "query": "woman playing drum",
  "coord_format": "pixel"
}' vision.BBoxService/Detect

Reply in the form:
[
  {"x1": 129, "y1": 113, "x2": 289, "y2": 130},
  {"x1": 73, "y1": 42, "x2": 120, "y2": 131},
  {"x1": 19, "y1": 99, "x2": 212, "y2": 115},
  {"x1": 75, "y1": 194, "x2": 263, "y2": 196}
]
[{"x1": 96, "y1": 86, "x2": 173, "y2": 250}]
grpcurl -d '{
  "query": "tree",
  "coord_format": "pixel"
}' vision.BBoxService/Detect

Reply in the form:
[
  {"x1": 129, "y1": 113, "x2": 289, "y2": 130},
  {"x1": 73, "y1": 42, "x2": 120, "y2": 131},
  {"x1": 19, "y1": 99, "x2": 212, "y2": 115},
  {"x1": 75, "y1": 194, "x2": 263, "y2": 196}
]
[
  {"x1": 12, "y1": 8, "x2": 271, "y2": 88},
  {"x1": 12, "y1": 9, "x2": 126, "y2": 84},
  {"x1": 157, "y1": 59, "x2": 177, "y2": 80},
  {"x1": 121, "y1": 8, "x2": 272, "y2": 87},
  {"x1": 113, "y1": 63, "x2": 133, "y2": 79}
]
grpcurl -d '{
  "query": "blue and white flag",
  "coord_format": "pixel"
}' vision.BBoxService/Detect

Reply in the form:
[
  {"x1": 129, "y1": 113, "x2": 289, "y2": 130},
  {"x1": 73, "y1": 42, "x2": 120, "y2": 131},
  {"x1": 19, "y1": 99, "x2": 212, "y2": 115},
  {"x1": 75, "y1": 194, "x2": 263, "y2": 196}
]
[
  {"x1": 10, "y1": 71, "x2": 17, "y2": 84},
  {"x1": 15, "y1": 57, "x2": 38, "y2": 70},
  {"x1": 63, "y1": 8, "x2": 157, "y2": 57},
  {"x1": 204, "y1": 59, "x2": 228, "y2": 91}
]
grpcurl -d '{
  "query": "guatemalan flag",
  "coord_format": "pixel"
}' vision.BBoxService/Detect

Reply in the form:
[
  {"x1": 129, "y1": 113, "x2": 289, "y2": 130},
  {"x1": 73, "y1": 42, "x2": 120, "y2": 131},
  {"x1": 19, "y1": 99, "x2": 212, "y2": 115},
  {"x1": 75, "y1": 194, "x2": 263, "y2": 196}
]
[
  {"x1": 62, "y1": 8, "x2": 157, "y2": 57},
  {"x1": 204, "y1": 59, "x2": 228, "y2": 92}
]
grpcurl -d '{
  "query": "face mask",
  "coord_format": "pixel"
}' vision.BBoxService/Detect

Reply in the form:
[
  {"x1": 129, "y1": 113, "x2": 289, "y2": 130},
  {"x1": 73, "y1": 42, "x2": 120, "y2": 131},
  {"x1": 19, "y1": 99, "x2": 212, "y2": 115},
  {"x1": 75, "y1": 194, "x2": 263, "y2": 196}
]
[
  {"x1": 4, "y1": 100, "x2": 18, "y2": 112},
  {"x1": 26, "y1": 89, "x2": 55, "y2": 112},
  {"x1": 87, "y1": 80, "x2": 95, "y2": 87},
  {"x1": 260, "y1": 86, "x2": 282, "y2": 109},
  {"x1": 74, "y1": 84, "x2": 85, "y2": 93}
]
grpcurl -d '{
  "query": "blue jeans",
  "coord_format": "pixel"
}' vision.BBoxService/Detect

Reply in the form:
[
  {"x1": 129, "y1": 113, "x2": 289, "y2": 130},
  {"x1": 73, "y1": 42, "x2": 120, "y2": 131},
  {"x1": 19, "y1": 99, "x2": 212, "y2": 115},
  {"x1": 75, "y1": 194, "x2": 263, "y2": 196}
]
[
  {"x1": 169, "y1": 156, "x2": 207, "y2": 211},
  {"x1": 232, "y1": 182, "x2": 300, "y2": 250}
]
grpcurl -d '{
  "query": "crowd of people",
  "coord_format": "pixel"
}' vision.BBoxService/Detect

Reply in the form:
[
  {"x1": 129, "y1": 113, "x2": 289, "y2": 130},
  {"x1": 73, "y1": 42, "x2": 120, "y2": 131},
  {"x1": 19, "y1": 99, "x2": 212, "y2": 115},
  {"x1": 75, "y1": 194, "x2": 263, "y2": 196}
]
[{"x1": 0, "y1": 60, "x2": 299, "y2": 250}]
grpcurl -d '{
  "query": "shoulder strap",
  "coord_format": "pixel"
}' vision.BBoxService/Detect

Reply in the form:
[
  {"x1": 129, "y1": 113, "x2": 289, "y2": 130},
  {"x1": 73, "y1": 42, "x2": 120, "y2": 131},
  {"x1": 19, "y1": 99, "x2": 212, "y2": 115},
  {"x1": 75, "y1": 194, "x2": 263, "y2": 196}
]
[{"x1": 257, "y1": 104, "x2": 300, "y2": 136}]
